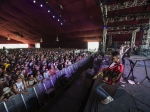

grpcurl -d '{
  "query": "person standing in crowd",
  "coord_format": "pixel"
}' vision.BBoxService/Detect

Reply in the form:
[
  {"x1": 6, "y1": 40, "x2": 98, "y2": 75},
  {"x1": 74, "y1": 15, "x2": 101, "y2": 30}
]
[
  {"x1": 26, "y1": 74, "x2": 37, "y2": 88},
  {"x1": 122, "y1": 44, "x2": 131, "y2": 65},
  {"x1": 13, "y1": 76, "x2": 29, "y2": 94},
  {"x1": 36, "y1": 71, "x2": 43, "y2": 82},
  {"x1": 43, "y1": 68, "x2": 51, "y2": 80},
  {"x1": 0, "y1": 87, "x2": 15, "y2": 102}
]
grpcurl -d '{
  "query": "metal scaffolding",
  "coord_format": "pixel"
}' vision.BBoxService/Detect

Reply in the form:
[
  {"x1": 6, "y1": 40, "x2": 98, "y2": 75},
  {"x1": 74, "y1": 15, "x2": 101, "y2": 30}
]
[
  {"x1": 142, "y1": 18, "x2": 150, "y2": 48},
  {"x1": 107, "y1": 23, "x2": 149, "y2": 31},
  {"x1": 131, "y1": 28, "x2": 140, "y2": 49},
  {"x1": 107, "y1": 0, "x2": 148, "y2": 11},
  {"x1": 108, "y1": 31, "x2": 133, "y2": 35},
  {"x1": 100, "y1": 3, "x2": 107, "y2": 52},
  {"x1": 107, "y1": 13, "x2": 150, "y2": 23}
]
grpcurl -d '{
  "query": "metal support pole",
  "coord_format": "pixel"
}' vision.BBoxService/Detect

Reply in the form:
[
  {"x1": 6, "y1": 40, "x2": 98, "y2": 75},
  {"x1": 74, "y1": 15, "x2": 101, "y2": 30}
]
[
  {"x1": 131, "y1": 28, "x2": 140, "y2": 49},
  {"x1": 3, "y1": 101, "x2": 9, "y2": 112},
  {"x1": 33, "y1": 87, "x2": 42, "y2": 107},
  {"x1": 21, "y1": 94, "x2": 28, "y2": 110},
  {"x1": 50, "y1": 79, "x2": 55, "y2": 88},
  {"x1": 100, "y1": 3, "x2": 108, "y2": 53},
  {"x1": 102, "y1": 27, "x2": 107, "y2": 52},
  {"x1": 43, "y1": 82, "x2": 47, "y2": 91},
  {"x1": 146, "y1": 18, "x2": 150, "y2": 47}
]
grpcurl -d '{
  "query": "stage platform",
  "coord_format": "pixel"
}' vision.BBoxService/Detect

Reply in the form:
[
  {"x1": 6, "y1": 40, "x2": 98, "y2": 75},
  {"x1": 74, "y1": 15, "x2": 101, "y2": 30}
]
[{"x1": 84, "y1": 56, "x2": 150, "y2": 112}]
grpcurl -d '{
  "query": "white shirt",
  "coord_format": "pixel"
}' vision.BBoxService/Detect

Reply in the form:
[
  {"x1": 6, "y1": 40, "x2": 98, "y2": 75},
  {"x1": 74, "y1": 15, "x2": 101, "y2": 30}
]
[
  {"x1": 15, "y1": 81, "x2": 25, "y2": 92},
  {"x1": 28, "y1": 78, "x2": 36, "y2": 86}
]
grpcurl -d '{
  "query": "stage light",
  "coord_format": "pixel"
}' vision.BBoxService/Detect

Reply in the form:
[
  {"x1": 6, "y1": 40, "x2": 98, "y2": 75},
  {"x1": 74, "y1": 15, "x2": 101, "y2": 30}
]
[
  {"x1": 56, "y1": 34, "x2": 59, "y2": 42},
  {"x1": 58, "y1": 19, "x2": 59, "y2": 21},
  {"x1": 7, "y1": 34, "x2": 10, "y2": 41},
  {"x1": 53, "y1": 16, "x2": 55, "y2": 18},
  {"x1": 40, "y1": 38, "x2": 43, "y2": 42},
  {"x1": 33, "y1": 0, "x2": 36, "y2": 3},
  {"x1": 48, "y1": 10, "x2": 50, "y2": 13},
  {"x1": 61, "y1": 23, "x2": 63, "y2": 25},
  {"x1": 40, "y1": 4, "x2": 43, "y2": 7}
]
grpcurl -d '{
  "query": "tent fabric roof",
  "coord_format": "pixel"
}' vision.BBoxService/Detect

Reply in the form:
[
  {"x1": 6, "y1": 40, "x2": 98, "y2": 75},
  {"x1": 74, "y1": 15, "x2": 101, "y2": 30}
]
[{"x1": 0, "y1": 0, "x2": 149, "y2": 44}]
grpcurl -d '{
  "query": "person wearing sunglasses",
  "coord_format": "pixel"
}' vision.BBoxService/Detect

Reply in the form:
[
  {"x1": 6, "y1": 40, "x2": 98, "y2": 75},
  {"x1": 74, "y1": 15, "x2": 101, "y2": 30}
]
[{"x1": 13, "y1": 76, "x2": 28, "y2": 94}]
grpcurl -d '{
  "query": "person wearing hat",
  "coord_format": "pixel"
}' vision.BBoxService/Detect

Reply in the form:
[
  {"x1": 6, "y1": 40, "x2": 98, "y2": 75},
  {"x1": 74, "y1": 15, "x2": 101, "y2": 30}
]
[{"x1": 0, "y1": 87, "x2": 15, "y2": 102}]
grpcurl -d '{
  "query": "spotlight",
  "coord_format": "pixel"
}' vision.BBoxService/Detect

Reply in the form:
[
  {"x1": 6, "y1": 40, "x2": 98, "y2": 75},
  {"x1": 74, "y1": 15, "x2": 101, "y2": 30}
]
[
  {"x1": 58, "y1": 19, "x2": 59, "y2": 21},
  {"x1": 7, "y1": 34, "x2": 10, "y2": 41},
  {"x1": 40, "y1": 38, "x2": 43, "y2": 42},
  {"x1": 33, "y1": 0, "x2": 36, "y2": 3},
  {"x1": 53, "y1": 16, "x2": 55, "y2": 18},
  {"x1": 48, "y1": 10, "x2": 50, "y2": 13},
  {"x1": 40, "y1": 4, "x2": 43, "y2": 7},
  {"x1": 61, "y1": 23, "x2": 63, "y2": 25}
]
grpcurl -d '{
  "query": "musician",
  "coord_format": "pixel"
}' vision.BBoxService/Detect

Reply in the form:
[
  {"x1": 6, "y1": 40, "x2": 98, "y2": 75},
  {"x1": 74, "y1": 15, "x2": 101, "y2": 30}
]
[
  {"x1": 93, "y1": 51, "x2": 123, "y2": 104},
  {"x1": 133, "y1": 45, "x2": 138, "y2": 55},
  {"x1": 122, "y1": 44, "x2": 131, "y2": 65},
  {"x1": 119, "y1": 45, "x2": 124, "y2": 60}
]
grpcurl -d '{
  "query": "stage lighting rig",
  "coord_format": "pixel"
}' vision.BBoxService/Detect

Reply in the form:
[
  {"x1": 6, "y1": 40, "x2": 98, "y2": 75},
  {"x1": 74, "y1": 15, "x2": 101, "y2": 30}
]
[
  {"x1": 107, "y1": 23, "x2": 149, "y2": 31},
  {"x1": 107, "y1": 13, "x2": 150, "y2": 23},
  {"x1": 107, "y1": 0, "x2": 148, "y2": 11}
]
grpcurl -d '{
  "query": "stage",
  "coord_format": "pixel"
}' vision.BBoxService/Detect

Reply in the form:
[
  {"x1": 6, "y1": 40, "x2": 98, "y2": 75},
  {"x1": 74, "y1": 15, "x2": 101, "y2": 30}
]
[{"x1": 84, "y1": 55, "x2": 150, "y2": 112}]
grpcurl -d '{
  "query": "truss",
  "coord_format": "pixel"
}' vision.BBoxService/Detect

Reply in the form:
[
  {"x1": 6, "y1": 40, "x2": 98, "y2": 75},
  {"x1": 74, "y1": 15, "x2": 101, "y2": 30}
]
[
  {"x1": 131, "y1": 28, "x2": 140, "y2": 48},
  {"x1": 108, "y1": 31, "x2": 133, "y2": 35},
  {"x1": 101, "y1": 3, "x2": 108, "y2": 52},
  {"x1": 107, "y1": 23, "x2": 149, "y2": 31},
  {"x1": 107, "y1": 13, "x2": 150, "y2": 23},
  {"x1": 107, "y1": 0, "x2": 148, "y2": 11}
]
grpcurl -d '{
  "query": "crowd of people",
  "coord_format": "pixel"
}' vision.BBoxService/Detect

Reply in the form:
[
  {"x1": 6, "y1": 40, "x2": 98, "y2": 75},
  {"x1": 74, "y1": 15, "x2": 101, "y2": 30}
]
[{"x1": 0, "y1": 48, "x2": 90, "y2": 102}]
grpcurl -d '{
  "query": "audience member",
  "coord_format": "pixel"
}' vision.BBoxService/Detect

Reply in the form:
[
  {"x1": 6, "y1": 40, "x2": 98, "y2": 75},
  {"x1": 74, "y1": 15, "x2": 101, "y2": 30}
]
[
  {"x1": 0, "y1": 87, "x2": 15, "y2": 102},
  {"x1": 13, "y1": 76, "x2": 29, "y2": 94}
]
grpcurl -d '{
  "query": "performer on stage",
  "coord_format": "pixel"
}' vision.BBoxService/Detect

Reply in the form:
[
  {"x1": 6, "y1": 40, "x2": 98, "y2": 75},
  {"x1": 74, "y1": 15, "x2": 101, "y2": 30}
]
[
  {"x1": 93, "y1": 51, "x2": 123, "y2": 104},
  {"x1": 119, "y1": 45, "x2": 124, "y2": 61},
  {"x1": 122, "y1": 44, "x2": 131, "y2": 65}
]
